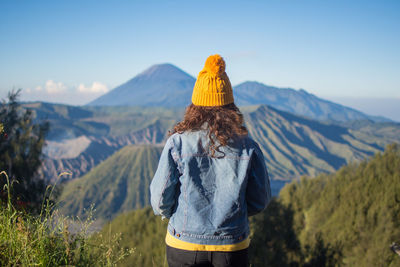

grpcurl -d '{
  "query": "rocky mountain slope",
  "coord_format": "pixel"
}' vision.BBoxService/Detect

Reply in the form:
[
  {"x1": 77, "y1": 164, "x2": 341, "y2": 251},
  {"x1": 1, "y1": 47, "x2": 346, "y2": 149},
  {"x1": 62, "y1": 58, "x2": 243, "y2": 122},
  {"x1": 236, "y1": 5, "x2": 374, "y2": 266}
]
[
  {"x1": 39, "y1": 121, "x2": 167, "y2": 182},
  {"x1": 245, "y1": 105, "x2": 383, "y2": 179}
]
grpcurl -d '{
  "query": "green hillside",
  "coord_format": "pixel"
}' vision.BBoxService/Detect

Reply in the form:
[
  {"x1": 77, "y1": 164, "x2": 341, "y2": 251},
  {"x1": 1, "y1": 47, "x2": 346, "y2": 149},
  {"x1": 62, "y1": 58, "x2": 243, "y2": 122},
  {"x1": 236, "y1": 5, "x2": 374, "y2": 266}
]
[
  {"x1": 94, "y1": 144, "x2": 400, "y2": 267},
  {"x1": 277, "y1": 143, "x2": 400, "y2": 266},
  {"x1": 58, "y1": 145, "x2": 162, "y2": 221}
]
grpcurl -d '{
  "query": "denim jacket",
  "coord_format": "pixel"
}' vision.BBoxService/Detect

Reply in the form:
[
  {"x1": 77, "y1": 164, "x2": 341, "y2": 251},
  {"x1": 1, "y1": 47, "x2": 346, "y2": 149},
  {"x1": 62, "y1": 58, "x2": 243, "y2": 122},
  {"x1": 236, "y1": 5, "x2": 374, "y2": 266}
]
[{"x1": 150, "y1": 130, "x2": 271, "y2": 245}]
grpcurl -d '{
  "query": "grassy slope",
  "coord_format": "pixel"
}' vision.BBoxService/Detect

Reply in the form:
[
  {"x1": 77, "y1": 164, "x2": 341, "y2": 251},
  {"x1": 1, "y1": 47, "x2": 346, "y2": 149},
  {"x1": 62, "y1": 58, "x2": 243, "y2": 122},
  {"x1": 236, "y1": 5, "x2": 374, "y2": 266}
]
[{"x1": 58, "y1": 145, "x2": 162, "y2": 221}]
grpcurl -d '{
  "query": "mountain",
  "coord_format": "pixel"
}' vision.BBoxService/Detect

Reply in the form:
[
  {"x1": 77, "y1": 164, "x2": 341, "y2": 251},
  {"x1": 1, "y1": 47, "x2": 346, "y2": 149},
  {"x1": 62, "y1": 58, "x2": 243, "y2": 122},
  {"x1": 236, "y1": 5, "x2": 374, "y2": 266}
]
[
  {"x1": 234, "y1": 81, "x2": 388, "y2": 122},
  {"x1": 88, "y1": 64, "x2": 195, "y2": 107},
  {"x1": 58, "y1": 145, "x2": 163, "y2": 221},
  {"x1": 87, "y1": 63, "x2": 388, "y2": 122},
  {"x1": 244, "y1": 105, "x2": 384, "y2": 179}
]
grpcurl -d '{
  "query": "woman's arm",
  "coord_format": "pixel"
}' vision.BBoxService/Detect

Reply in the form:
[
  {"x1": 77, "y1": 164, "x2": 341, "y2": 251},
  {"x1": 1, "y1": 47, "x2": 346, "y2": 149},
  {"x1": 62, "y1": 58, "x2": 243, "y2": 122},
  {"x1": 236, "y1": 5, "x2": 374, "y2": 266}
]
[
  {"x1": 246, "y1": 142, "x2": 272, "y2": 216},
  {"x1": 150, "y1": 137, "x2": 180, "y2": 219}
]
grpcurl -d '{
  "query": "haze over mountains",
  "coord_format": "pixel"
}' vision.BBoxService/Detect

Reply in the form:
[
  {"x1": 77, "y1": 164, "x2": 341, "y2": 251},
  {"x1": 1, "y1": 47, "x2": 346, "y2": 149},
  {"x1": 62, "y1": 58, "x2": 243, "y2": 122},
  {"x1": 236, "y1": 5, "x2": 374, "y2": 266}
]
[{"x1": 88, "y1": 63, "x2": 388, "y2": 122}]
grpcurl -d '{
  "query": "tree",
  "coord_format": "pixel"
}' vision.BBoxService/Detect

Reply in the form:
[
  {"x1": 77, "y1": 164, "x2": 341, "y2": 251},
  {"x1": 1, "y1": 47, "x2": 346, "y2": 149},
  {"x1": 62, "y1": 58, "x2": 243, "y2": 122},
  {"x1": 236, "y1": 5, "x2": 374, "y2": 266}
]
[
  {"x1": 249, "y1": 199, "x2": 343, "y2": 267},
  {"x1": 249, "y1": 199, "x2": 302, "y2": 266},
  {"x1": 0, "y1": 89, "x2": 49, "y2": 212}
]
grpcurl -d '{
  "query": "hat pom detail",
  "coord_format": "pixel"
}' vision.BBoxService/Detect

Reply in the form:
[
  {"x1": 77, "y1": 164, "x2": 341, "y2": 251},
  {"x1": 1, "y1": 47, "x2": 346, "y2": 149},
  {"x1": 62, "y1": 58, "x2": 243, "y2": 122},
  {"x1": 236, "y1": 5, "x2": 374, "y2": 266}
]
[{"x1": 204, "y1": 54, "x2": 226, "y2": 75}]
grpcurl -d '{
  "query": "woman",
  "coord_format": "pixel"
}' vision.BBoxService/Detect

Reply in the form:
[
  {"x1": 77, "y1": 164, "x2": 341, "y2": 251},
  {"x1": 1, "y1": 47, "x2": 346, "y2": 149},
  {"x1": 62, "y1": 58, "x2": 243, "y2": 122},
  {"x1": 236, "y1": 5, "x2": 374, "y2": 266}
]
[{"x1": 150, "y1": 54, "x2": 271, "y2": 267}]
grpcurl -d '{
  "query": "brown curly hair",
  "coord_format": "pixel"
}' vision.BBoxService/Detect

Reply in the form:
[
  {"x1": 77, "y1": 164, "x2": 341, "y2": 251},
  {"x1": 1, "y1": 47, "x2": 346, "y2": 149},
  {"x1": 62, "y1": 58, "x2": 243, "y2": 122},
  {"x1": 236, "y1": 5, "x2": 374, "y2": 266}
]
[{"x1": 169, "y1": 103, "x2": 248, "y2": 157}]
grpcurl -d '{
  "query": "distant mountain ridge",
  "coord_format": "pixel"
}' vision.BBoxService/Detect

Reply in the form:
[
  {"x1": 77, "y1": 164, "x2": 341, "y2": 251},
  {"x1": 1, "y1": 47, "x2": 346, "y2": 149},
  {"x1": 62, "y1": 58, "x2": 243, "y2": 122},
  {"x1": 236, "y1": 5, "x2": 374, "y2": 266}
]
[
  {"x1": 88, "y1": 64, "x2": 195, "y2": 107},
  {"x1": 234, "y1": 81, "x2": 387, "y2": 122},
  {"x1": 88, "y1": 63, "x2": 388, "y2": 122}
]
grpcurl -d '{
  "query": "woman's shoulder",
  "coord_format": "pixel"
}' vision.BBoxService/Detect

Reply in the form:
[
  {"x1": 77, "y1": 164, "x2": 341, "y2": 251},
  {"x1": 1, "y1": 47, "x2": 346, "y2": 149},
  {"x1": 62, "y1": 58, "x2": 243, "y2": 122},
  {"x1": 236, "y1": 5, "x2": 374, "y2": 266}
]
[
  {"x1": 167, "y1": 131, "x2": 260, "y2": 151},
  {"x1": 165, "y1": 131, "x2": 203, "y2": 147},
  {"x1": 168, "y1": 130, "x2": 207, "y2": 140},
  {"x1": 233, "y1": 134, "x2": 259, "y2": 148}
]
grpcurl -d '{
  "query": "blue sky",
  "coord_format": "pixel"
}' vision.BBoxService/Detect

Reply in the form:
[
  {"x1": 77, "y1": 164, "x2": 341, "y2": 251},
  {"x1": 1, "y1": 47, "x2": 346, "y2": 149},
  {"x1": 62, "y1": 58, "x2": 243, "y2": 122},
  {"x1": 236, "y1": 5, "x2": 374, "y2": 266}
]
[{"x1": 0, "y1": 0, "x2": 399, "y2": 116}]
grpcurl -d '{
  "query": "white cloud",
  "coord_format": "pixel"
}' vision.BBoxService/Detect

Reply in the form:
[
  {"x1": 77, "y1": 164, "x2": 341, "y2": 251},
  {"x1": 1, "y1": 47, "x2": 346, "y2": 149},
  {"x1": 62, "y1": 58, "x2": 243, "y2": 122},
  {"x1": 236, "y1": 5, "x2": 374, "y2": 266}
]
[
  {"x1": 77, "y1": 82, "x2": 109, "y2": 94},
  {"x1": 45, "y1": 80, "x2": 67, "y2": 94},
  {"x1": 21, "y1": 80, "x2": 109, "y2": 105}
]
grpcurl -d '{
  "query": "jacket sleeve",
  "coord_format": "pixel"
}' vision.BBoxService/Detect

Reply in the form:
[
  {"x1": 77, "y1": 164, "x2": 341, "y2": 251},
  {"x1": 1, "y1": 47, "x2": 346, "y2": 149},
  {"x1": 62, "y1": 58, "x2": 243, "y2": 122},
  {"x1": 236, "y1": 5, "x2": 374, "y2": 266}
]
[
  {"x1": 150, "y1": 137, "x2": 181, "y2": 219},
  {"x1": 246, "y1": 142, "x2": 272, "y2": 216}
]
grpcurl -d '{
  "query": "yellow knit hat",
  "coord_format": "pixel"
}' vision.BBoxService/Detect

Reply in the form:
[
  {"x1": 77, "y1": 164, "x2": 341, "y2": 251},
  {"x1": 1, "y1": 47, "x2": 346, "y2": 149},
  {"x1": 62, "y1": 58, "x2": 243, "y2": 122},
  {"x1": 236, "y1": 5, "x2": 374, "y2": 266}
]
[{"x1": 191, "y1": 54, "x2": 234, "y2": 106}]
